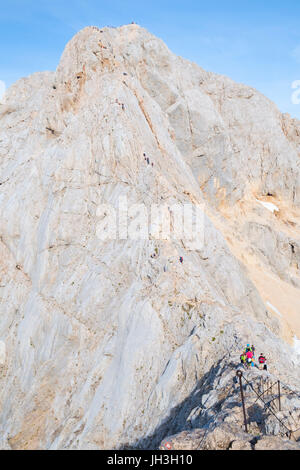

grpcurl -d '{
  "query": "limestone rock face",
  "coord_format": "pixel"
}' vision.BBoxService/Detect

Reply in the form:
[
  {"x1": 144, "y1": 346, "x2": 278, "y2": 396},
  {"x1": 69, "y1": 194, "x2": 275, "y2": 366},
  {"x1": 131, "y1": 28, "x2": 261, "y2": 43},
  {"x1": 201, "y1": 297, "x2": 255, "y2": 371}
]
[
  {"x1": 160, "y1": 426, "x2": 300, "y2": 451},
  {"x1": 159, "y1": 366, "x2": 300, "y2": 450},
  {"x1": 0, "y1": 25, "x2": 299, "y2": 450},
  {"x1": 254, "y1": 436, "x2": 300, "y2": 451}
]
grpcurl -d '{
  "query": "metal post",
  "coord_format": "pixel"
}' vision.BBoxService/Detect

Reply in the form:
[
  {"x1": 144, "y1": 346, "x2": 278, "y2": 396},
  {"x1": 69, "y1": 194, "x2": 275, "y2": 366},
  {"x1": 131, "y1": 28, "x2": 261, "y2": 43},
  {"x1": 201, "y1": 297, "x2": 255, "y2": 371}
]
[
  {"x1": 236, "y1": 370, "x2": 248, "y2": 433},
  {"x1": 278, "y1": 381, "x2": 281, "y2": 411}
]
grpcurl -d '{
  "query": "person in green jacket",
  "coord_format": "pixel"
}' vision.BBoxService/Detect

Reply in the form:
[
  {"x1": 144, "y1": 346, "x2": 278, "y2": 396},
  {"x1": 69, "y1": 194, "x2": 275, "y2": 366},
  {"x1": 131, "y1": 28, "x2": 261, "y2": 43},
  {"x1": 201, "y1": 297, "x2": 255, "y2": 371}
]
[{"x1": 240, "y1": 352, "x2": 246, "y2": 367}]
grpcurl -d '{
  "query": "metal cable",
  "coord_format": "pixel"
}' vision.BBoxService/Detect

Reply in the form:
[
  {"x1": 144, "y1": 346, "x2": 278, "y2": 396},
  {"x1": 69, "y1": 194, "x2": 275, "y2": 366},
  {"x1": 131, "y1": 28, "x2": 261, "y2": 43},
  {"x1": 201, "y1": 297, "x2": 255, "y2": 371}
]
[{"x1": 242, "y1": 374, "x2": 294, "y2": 436}]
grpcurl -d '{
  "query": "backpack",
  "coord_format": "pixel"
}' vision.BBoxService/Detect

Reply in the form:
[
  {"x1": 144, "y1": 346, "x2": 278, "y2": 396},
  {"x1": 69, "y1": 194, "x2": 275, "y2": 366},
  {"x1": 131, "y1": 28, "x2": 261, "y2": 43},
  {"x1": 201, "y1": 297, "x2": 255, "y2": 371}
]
[{"x1": 259, "y1": 356, "x2": 266, "y2": 364}]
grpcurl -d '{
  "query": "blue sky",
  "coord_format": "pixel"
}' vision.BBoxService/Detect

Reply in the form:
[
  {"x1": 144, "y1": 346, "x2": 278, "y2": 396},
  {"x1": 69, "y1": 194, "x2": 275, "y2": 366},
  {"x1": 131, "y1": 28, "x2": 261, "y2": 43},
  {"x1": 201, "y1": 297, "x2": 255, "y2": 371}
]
[{"x1": 1, "y1": 0, "x2": 300, "y2": 118}]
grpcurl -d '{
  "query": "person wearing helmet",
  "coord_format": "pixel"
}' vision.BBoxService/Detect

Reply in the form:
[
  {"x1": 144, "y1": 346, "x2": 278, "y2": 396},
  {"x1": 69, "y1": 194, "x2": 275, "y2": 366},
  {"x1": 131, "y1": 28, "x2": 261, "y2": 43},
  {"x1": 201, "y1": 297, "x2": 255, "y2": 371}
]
[{"x1": 246, "y1": 349, "x2": 254, "y2": 368}]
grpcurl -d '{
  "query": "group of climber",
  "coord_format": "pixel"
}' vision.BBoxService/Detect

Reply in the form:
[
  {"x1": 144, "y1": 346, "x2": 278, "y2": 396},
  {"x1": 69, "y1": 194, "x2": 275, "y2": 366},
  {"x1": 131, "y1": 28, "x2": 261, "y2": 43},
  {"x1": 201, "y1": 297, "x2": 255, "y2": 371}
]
[
  {"x1": 143, "y1": 153, "x2": 154, "y2": 167},
  {"x1": 240, "y1": 344, "x2": 268, "y2": 371},
  {"x1": 115, "y1": 99, "x2": 125, "y2": 111}
]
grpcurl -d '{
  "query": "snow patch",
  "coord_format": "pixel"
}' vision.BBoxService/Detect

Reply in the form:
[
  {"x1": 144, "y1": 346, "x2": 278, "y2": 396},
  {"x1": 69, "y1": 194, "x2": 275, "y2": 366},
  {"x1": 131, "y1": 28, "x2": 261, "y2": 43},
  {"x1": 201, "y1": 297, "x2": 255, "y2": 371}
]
[
  {"x1": 266, "y1": 301, "x2": 283, "y2": 318},
  {"x1": 293, "y1": 336, "x2": 300, "y2": 356},
  {"x1": 256, "y1": 199, "x2": 279, "y2": 213}
]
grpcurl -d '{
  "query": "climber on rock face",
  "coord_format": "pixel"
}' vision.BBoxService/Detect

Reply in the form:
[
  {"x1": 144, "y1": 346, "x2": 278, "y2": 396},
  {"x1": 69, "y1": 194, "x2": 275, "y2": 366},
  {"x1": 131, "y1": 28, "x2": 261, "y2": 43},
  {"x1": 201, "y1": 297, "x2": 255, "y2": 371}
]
[
  {"x1": 259, "y1": 353, "x2": 267, "y2": 371},
  {"x1": 240, "y1": 352, "x2": 246, "y2": 367},
  {"x1": 245, "y1": 349, "x2": 254, "y2": 368}
]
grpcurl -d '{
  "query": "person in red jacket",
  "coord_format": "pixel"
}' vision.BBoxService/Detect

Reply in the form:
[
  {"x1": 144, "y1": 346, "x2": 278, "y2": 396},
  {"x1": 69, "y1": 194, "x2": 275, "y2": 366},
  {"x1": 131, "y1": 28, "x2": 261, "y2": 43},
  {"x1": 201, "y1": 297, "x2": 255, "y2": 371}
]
[{"x1": 259, "y1": 353, "x2": 267, "y2": 371}]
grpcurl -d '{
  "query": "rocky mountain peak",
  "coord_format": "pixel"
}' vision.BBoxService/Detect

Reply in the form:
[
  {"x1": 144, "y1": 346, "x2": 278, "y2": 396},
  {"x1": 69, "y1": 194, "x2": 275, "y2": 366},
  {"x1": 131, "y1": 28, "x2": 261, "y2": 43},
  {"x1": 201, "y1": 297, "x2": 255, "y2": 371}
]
[{"x1": 0, "y1": 25, "x2": 299, "y2": 450}]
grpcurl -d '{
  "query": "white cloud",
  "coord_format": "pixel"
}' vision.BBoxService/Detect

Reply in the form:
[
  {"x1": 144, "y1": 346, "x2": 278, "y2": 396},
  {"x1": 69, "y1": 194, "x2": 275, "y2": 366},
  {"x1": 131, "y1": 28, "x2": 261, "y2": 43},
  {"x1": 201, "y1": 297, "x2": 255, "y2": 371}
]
[
  {"x1": 292, "y1": 80, "x2": 300, "y2": 105},
  {"x1": 0, "y1": 81, "x2": 6, "y2": 103}
]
